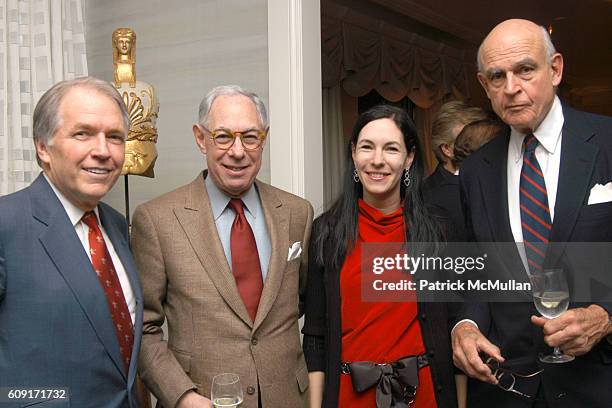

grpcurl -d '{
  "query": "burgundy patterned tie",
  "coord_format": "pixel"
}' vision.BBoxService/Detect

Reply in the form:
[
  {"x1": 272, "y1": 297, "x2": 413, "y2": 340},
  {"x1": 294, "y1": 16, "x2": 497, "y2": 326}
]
[
  {"x1": 519, "y1": 134, "x2": 552, "y2": 273},
  {"x1": 82, "y1": 211, "x2": 133, "y2": 372},
  {"x1": 229, "y1": 199, "x2": 263, "y2": 322}
]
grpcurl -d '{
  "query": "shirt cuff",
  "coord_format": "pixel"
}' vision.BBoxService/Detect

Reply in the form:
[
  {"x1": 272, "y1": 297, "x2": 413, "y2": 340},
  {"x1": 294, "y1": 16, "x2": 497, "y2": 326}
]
[{"x1": 451, "y1": 319, "x2": 479, "y2": 336}]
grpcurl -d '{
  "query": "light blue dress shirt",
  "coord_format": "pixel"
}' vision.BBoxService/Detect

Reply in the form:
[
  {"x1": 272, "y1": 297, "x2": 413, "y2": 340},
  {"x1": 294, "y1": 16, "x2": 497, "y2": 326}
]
[{"x1": 205, "y1": 175, "x2": 271, "y2": 280}]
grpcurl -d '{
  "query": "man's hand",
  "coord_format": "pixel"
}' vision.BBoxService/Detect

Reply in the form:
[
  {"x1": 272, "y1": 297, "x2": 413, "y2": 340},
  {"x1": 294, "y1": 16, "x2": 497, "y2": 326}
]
[
  {"x1": 176, "y1": 390, "x2": 213, "y2": 408},
  {"x1": 452, "y1": 321, "x2": 504, "y2": 384},
  {"x1": 531, "y1": 304, "x2": 611, "y2": 356}
]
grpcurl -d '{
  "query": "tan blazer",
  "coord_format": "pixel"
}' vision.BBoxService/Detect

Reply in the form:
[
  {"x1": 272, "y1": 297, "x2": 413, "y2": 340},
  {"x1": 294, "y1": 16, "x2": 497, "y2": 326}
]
[{"x1": 131, "y1": 172, "x2": 313, "y2": 408}]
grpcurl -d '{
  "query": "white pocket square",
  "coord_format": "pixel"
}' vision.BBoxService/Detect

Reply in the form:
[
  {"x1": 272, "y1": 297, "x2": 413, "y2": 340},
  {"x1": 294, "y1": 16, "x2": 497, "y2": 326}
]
[
  {"x1": 587, "y1": 182, "x2": 612, "y2": 205},
  {"x1": 287, "y1": 241, "x2": 303, "y2": 261}
]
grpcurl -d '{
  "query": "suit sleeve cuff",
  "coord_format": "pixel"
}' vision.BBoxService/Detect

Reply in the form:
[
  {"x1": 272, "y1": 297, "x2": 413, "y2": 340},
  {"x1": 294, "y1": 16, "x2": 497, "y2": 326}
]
[
  {"x1": 174, "y1": 388, "x2": 199, "y2": 408},
  {"x1": 303, "y1": 334, "x2": 326, "y2": 372}
]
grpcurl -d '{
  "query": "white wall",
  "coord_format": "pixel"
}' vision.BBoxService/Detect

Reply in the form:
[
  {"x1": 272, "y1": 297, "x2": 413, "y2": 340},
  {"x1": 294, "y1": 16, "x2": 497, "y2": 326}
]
[{"x1": 83, "y1": 0, "x2": 270, "y2": 215}]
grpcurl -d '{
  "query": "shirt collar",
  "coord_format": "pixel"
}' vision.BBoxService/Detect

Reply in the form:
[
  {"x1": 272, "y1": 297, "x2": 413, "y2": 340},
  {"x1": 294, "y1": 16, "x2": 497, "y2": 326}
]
[
  {"x1": 43, "y1": 173, "x2": 99, "y2": 227},
  {"x1": 205, "y1": 173, "x2": 259, "y2": 220},
  {"x1": 509, "y1": 95, "x2": 564, "y2": 163}
]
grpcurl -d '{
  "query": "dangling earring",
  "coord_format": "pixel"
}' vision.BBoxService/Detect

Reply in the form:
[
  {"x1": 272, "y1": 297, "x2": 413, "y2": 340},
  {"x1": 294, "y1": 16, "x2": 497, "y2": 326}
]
[
  {"x1": 353, "y1": 168, "x2": 360, "y2": 183},
  {"x1": 403, "y1": 168, "x2": 411, "y2": 187}
]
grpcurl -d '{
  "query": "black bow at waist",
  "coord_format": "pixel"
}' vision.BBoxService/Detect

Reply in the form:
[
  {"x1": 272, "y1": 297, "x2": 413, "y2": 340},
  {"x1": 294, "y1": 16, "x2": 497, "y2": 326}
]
[{"x1": 341, "y1": 355, "x2": 429, "y2": 408}]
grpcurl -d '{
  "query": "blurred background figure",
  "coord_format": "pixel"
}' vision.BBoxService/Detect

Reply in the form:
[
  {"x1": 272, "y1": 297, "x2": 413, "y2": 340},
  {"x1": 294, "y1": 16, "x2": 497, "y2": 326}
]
[
  {"x1": 423, "y1": 101, "x2": 487, "y2": 240},
  {"x1": 452, "y1": 118, "x2": 507, "y2": 169}
]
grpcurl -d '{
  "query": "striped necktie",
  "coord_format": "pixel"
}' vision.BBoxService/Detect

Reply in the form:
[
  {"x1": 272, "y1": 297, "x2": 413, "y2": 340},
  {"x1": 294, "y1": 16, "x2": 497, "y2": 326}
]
[{"x1": 519, "y1": 134, "x2": 552, "y2": 274}]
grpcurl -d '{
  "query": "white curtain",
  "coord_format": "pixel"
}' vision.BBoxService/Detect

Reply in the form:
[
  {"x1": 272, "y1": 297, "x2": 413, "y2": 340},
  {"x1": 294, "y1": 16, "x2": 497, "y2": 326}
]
[
  {"x1": 322, "y1": 84, "x2": 346, "y2": 210},
  {"x1": 0, "y1": 0, "x2": 88, "y2": 195}
]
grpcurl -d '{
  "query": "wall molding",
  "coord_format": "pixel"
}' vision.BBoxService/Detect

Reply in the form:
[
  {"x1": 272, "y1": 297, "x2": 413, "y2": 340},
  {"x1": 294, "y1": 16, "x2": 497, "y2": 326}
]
[{"x1": 268, "y1": 0, "x2": 323, "y2": 212}]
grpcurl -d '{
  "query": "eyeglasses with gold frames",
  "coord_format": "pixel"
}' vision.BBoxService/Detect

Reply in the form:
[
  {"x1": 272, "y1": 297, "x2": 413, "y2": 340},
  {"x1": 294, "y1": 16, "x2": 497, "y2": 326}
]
[
  {"x1": 485, "y1": 357, "x2": 544, "y2": 399},
  {"x1": 200, "y1": 125, "x2": 267, "y2": 151}
]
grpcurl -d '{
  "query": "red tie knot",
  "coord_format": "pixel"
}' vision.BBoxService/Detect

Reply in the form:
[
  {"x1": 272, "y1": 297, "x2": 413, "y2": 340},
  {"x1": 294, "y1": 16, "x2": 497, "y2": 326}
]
[
  {"x1": 81, "y1": 211, "x2": 99, "y2": 230},
  {"x1": 229, "y1": 199, "x2": 245, "y2": 216}
]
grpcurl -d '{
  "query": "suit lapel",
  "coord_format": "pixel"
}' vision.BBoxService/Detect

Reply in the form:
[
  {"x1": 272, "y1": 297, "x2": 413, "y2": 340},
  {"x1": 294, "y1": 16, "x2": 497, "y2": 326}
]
[
  {"x1": 548, "y1": 107, "x2": 598, "y2": 266},
  {"x1": 479, "y1": 134, "x2": 514, "y2": 243},
  {"x1": 31, "y1": 176, "x2": 126, "y2": 379},
  {"x1": 550, "y1": 107, "x2": 598, "y2": 243},
  {"x1": 99, "y1": 205, "x2": 143, "y2": 386},
  {"x1": 174, "y1": 173, "x2": 253, "y2": 327},
  {"x1": 253, "y1": 180, "x2": 290, "y2": 332},
  {"x1": 477, "y1": 134, "x2": 527, "y2": 281}
]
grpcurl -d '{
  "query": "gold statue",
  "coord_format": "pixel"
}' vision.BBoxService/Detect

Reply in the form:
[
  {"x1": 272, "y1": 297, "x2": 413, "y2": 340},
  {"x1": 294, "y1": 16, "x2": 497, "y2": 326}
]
[{"x1": 112, "y1": 28, "x2": 160, "y2": 177}]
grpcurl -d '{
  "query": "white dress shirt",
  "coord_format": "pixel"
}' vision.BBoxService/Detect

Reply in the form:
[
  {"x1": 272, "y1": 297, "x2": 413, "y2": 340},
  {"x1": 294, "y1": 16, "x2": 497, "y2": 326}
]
[
  {"x1": 507, "y1": 96, "x2": 564, "y2": 270},
  {"x1": 44, "y1": 174, "x2": 136, "y2": 324}
]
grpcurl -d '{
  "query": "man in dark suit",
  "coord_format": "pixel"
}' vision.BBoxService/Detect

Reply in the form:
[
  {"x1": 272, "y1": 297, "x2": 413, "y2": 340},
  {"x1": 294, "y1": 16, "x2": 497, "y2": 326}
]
[
  {"x1": 452, "y1": 19, "x2": 612, "y2": 407},
  {"x1": 0, "y1": 77, "x2": 143, "y2": 407}
]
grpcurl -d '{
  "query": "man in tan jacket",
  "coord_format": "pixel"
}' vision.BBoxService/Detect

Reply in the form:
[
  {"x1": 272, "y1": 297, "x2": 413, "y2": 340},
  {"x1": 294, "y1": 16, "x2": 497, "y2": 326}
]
[{"x1": 132, "y1": 85, "x2": 313, "y2": 408}]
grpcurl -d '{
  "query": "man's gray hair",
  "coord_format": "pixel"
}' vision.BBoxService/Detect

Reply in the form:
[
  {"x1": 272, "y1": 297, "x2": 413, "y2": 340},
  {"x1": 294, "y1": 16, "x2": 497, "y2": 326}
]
[
  {"x1": 33, "y1": 76, "x2": 130, "y2": 165},
  {"x1": 477, "y1": 25, "x2": 557, "y2": 72},
  {"x1": 197, "y1": 85, "x2": 268, "y2": 128}
]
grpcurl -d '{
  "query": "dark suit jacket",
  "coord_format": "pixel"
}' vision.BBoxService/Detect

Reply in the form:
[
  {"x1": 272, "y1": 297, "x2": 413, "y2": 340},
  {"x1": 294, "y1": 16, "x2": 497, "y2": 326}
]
[
  {"x1": 458, "y1": 105, "x2": 612, "y2": 407},
  {"x1": 0, "y1": 175, "x2": 143, "y2": 408},
  {"x1": 423, "y1": 164, "x2": 467, "y2": 241}
]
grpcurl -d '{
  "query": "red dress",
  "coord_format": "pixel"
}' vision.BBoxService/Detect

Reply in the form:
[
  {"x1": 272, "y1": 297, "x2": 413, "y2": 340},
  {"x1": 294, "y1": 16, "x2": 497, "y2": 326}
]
[{"x1": 338, "y1": 199, "x2": 438, "y2": 407}]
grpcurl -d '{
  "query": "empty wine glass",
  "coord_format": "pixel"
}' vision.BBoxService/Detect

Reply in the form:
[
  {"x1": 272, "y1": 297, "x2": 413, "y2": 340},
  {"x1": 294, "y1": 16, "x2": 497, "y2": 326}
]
[
  {"x1": 211, "y1": 373, "x2": 243, "y2": 407},
  {"x1": 529, "y1": 268, "x2": 574, "y2": 363}
]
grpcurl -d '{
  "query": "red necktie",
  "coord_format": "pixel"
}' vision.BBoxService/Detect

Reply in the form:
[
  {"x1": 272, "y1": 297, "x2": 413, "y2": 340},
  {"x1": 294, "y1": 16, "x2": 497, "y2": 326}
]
[
  {"x1": 82, "y1": 211, "x2": 134, "y2": 371},
  {"x1": 229, "y1": 199, "x2": 263, "y2": 322}
]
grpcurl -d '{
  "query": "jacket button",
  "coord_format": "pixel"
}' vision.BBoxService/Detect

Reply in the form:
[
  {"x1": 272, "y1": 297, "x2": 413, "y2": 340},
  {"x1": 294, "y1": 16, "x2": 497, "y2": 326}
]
[
  {"x1": 429, "y1": 351, "x2": 435, "y2": 358},
  {"x1": 436, "y1": 385, "x2": 443, "y2": 393},
  {"x1": 246, "y1": 386, "x2": 256, "y2": 395},
  {"x1": 420, "y1": 313, "x2": 427, "y2": 320},
  {"x1": 251, "y1": 338, "x2": 258, "y2": 346}
]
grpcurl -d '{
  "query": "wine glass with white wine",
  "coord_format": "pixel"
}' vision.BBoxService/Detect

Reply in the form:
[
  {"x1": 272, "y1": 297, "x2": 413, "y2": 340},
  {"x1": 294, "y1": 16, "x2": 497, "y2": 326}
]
[
  {"x1": 211, "y1": 373, "x2": 243, "y2": 408},
  {"x1": 529, "y1": 268, "x2": 574, "y2": 363}
]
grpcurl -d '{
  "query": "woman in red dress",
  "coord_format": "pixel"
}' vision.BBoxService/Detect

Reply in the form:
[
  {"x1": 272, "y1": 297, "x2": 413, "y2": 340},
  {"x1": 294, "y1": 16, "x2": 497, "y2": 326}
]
[{"x1": 303, "y1": 105, "x2": 457, "y2": 408}]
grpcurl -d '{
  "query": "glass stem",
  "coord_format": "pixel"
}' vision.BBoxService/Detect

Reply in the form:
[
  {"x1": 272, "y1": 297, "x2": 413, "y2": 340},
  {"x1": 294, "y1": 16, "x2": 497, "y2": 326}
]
[{"x1": 553, "y1": 347, "x2": 562, "y2": 356}]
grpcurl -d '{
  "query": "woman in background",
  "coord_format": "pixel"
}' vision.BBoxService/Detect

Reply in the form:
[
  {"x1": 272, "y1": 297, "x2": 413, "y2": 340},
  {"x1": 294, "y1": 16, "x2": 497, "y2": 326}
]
[
  {"x1": 423, "y1": 101, "x2": 487, "y2": 241},
  {"x1": 303, "y1": 105, "x2": 457, "y2": 408}
]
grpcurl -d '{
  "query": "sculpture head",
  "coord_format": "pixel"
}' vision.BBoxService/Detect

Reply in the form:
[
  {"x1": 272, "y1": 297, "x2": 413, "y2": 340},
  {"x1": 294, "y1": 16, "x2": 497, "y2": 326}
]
[{"x1": 113, "y1": 28, "x2": 136, "y2": 60}]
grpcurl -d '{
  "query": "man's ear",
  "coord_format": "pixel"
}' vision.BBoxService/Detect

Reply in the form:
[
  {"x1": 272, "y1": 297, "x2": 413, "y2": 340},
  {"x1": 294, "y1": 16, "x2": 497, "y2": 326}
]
[
  {"x1": 193, "y1": 124, "x2": 207, "y2": 155},
  {"x1": 440, "y1": 143, "x2": 454, "y2": 159},
  {"x1": 550, "y1": 53, "x2": 564, "y2": 87},
  {"x1": 35, "y1": 139, "x2": 51, "y2": 167},
  {"x1": 259, "y1": 128, "x2": 269, "y2": 149}
]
